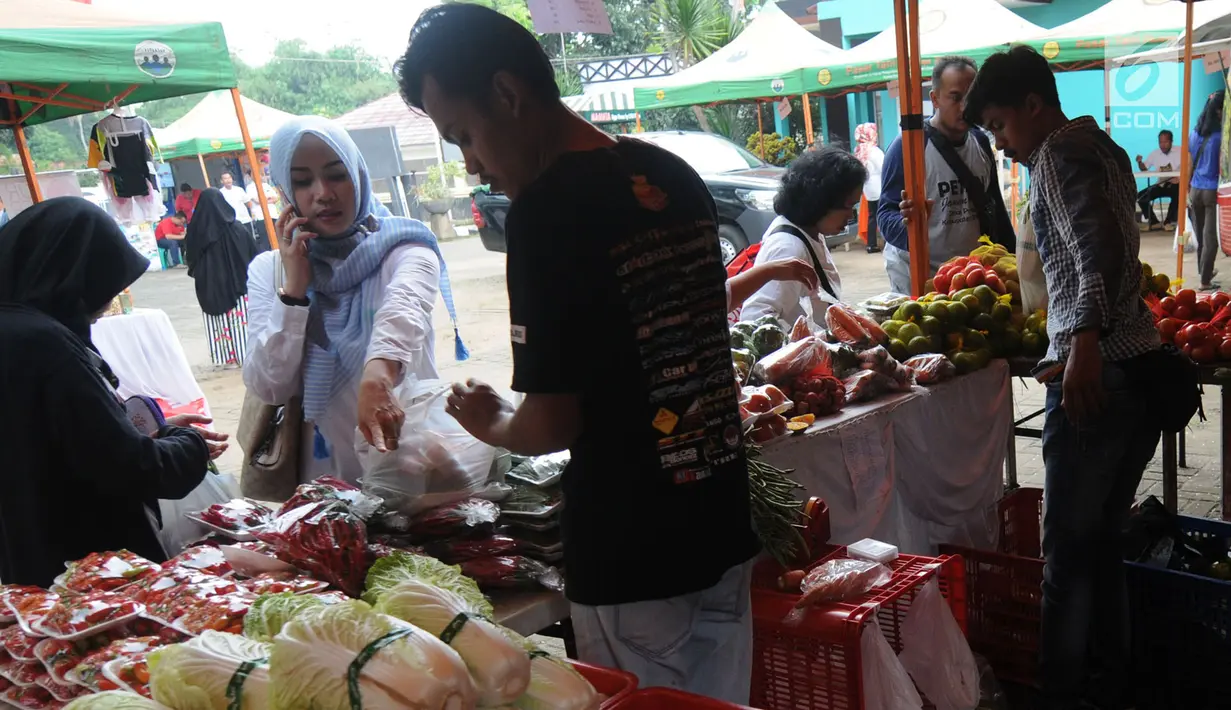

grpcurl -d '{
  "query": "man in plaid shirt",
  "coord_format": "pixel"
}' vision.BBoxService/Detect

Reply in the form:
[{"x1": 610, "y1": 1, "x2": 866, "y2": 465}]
[{"x1": 964, "y1": 46, "x2": 1162, "y2": 710}]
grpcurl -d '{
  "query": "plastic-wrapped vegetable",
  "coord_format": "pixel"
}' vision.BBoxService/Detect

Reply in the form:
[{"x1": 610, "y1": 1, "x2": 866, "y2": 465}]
[
  {"x1": 3, "y1": 684, "x2": 55, "y2": 709},
  {"x1": 59, "y1": 551, "x2": 161, "y2": 594},
  {"x1": 362, "y1": 551, "x2": 493, "y2": 617},
  {"x1": 794, "y1": 559, "x2": 892, "y2": 608},
  {"x1": 459, "y1": 556, "x2": 564, "y2": 592},
  {"x1": 406, "y1": 498, "x2": 500, "y2": 541},
  {"x1": 243, "y1": 594, "x2": 328, "y2": 642},
  {"x1": 843, "y1": 370, "x2": 898, "y2": 405},
  {"x1": 856, "y1": 346, "x2": 914, "y2": 391},
  {"x1": 423, "y1": 535, "x2": 519, "y2": 564},
  {"x1": 752, "y1": 324, "x2": 786, "y2": 357},
  {"x1": 825, "y1": 304, "x2": 874, "y2": 348},
  {"x1": 905, "y1": 354, "x2": 958, "y2": 385},
  {"x1": 752, "y1": 336, "x2": 830, "y2": 385},
  {"x1": 506, "y1": 452, "x2": 569, "y2": 488},
  {"x1": 508, "y1": 632, "x2": 600, "y2": 710},
  {"x1": 148, "y1": 631, "x2": 272, "y2": 710},
  {"x1": 255, "y1": 500, "x2": 371, "y2": 598},
  {"x1": 65, "y1": 690, "x2": 163, "y2": 709},
  {"x1": 268, "y1": 600, "x2": 476, "y2": 710},
  {"x1": 375, "y1": 580, "x2": 530, "y2": 706},
  {"x1": 788, "y1": 315, "x2": 813, "y2": 343},
  {"x1": 277, "y1": 476, "x2": 382, "y2": 521}
]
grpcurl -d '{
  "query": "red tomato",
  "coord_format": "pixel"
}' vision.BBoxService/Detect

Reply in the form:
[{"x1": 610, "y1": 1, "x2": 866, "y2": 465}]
[
  {"x1": 1195, "y1": 301, "x2": 1214, "y2": 322},
  {"x1": 1218, "y1": 338, "x2": 1231, "y2": 361},
  {"x1": 1213, "y1": 293, "x2": 1231, "y2": 312},
  {"x1": 1174, "y1": 305, "x2": 1195, "y2": 322},
  {"x1": 965, "y1": 266, "x2": 986, "y2": 287},
  {"x1": 934, "y1": 273, "x2": 951, "y2": 293},
  {"x1": 1158, "y1": 318, "x2": 1182, "y2": 343},
  {"x1": 1182, "y1": 324, "x2": 1207, "y2": 347},
  {"x1": 1192, "y1": 344, "x2": 1217, "y2": 363},
  {"x1": 1176, "y1": 289, "x2": 1198, "y2": 309},
  {"x1": 1161, "y1": 297, "x2": 1178, "y2": 313}
]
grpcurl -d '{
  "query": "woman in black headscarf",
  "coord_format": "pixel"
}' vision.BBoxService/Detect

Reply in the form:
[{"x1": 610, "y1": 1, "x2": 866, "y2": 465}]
[
  {"x1": 0, "y1": 198, "x2": 224, "y2": 586},
  {"x1": 185, "y1": 188, "x2": 259, "y2": 368}
]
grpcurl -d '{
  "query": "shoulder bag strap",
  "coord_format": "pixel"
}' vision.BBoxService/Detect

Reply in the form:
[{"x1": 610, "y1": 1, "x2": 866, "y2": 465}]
[
  {"x1": 769, "y1": 224, "x2": 839, "y2": 302},
  {"x1": 925, "y1": 125, "x2": 996, "y2": 238}
]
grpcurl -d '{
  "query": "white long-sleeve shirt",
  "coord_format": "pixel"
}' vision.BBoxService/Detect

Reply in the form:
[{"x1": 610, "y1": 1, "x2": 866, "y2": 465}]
[
  {"x1": 862, "y1": 145, "x2": 885, "y2": 201},
  {"x1": 740, "y1": 216, "x2": 842, "y2": 326},
  {"x1": 243, "y1": 244, "x2": 440, "y2": 484}
]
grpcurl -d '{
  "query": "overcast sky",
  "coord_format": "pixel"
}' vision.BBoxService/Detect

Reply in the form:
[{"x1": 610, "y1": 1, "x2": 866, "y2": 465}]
[{"x1": 96, "y1": 0, "x2": 439, "y2": 67}]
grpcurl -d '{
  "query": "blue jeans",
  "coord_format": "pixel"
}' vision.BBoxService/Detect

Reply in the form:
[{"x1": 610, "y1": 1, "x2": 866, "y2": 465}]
[
  {"x1": 157, "y1": 238, "x2": 182, "y2": 266},
  {"x1": 570, "y1": 560, "x2": 754, "y2": 704},
  {"x1": 1040, "y1": 361, "x2": 1161, "y2": 709}
]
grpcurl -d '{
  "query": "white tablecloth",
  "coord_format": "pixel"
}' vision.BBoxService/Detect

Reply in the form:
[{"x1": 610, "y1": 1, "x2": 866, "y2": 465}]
[
  {"x1": 762, "y1": 360, "x2": 1011, "y2": 554},
  {"x1": 91, "y1": 308, "x2": 212, "y2": 419}
]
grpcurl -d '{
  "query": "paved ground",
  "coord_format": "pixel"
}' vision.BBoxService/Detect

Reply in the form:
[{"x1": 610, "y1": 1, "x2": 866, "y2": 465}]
[{"x1": 128, "y1": 227, "x2": 1231, "y2": 518}]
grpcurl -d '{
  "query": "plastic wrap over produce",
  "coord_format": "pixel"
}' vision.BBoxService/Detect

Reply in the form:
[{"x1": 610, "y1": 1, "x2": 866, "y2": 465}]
[{"x1": 359, "y1": 379, "x2": 498, "y2": 515}]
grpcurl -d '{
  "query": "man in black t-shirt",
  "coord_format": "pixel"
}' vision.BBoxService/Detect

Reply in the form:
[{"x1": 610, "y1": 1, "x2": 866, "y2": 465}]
[{"x1": 397, "y1": 5, "x2": 760, "y2": 702}]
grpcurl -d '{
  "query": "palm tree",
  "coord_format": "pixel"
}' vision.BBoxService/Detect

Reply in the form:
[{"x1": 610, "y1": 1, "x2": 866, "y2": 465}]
[{"x1": 653, "y1": 0, "x2": 729, "y2": 69}]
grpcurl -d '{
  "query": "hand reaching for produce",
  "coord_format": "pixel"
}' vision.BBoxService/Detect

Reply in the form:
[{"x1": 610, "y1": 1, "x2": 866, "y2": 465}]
[
  {"x1": 163, "y1": 414, "x2": 230, "y2": 460},
  {"x1": 357, "y1": 359, "x2": 404, "y2": 453},
  {"x1": 445, "y1": 379, "x2": 514, "y2": 444}
]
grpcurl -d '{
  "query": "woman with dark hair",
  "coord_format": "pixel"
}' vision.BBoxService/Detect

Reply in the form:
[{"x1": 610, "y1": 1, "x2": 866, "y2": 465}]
[
  {"x1": 0, "y1": 197, "x2": 223, "y2": 586},
  {"x1": 741, "y1": 146, "x2": 867, "y2": 324},
  {"x1": 1189, "y1": 89, "x2": 1224, "y2": 291},
  {"x1": 185, "y1": 188, "x2": 260, "y2": 367}
]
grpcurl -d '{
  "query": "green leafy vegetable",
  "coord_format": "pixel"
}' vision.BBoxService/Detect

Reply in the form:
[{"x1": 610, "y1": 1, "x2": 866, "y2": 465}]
[
  {"x1": 148, "y1": 630, "x2": 273, "y2": 710},
  {"x1": 363, "y1": 551, "x2": 492, "y2": 616},
  {"x1": 64, "y1": 692, "x2": 162, "y2": 710},
  {"x1": 243, "y1": 593, "x2": 328, "y2": 642},
  {"x1": 268, "y1": 600, "x2": 476, "y2": 710}
]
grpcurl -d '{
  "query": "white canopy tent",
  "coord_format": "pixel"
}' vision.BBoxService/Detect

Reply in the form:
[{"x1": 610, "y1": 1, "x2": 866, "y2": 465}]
[
  {"x1": 155, "y1": 91, "x2": 294, "y2": 160},
  {"x1": 836, "y1": 0, "x2": 1044, "y2": 65},
  {"x1": 1028, "y1": 0, "x2": 1231, "y2": 63}
]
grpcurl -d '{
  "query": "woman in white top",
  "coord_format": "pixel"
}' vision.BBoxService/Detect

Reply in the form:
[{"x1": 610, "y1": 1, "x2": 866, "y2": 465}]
[
  {"x1": 740, "y1": 146, "x2": 867, "y2": 326},
  {"x1": 244, "y1": 116, "x2": 466, "y2": 484},
  {"x1": 855, "y1": 123, "x2": 884, "y2": 254}
]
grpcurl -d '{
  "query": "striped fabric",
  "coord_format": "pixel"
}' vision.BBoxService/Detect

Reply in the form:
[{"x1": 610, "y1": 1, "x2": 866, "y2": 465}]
[
  {"x1": 269, "y1": 116, "x2": 466, "y2": 421},
  {"x1": 203, "y1": 296, "x2": 249, "y2": 367}
]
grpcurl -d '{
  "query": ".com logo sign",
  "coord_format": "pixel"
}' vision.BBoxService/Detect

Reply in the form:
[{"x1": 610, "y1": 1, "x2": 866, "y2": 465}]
[{"x1": 1107, "y1": 40, "x2": 1182, "y2": 132}]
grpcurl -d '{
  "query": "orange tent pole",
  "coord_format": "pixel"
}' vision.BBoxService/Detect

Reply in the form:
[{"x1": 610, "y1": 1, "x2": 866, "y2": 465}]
[
  {"x1": 1175, "y1": 0, "x2": 1195, "y2": 285},
  {"x1": 803, "y1": 93, "x2": 815, "y2": 145},
  {"x1": 756, "y1": 101, "x2": 766, "y2": 159},
  {"x1": 893, "y1": 0, "x2": 929, "y2": 296},
  {"x1": 13, "y1": 122, "x2": 41, "y2": 203},
  {"x1": 231, "y1": 88, "x2": 277, "y2": 250},
  {"x1": 197, "y1": 153, "x2": 211, "y2": 187}
]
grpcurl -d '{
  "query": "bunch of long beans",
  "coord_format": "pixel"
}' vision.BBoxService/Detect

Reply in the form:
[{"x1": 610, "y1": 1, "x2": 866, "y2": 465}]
[{"x1": 746, "y1": 444, "x2": 810, "y2": 566}]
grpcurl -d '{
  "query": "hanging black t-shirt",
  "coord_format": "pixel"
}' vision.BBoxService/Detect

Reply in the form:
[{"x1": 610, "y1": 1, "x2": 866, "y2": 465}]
[{"x1": 505, "y1": 137, "x2": 760, "y2": 606}]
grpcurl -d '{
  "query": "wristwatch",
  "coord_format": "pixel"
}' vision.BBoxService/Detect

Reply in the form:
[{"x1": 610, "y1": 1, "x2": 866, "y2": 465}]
[{"x1": 278, "y1": 290, "x2": 310, "y2": 308}]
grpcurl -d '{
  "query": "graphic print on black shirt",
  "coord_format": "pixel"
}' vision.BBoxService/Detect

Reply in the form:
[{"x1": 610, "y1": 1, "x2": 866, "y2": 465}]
[{"x1": 504, "y1": 138, "x2": 759, "y2": 606}]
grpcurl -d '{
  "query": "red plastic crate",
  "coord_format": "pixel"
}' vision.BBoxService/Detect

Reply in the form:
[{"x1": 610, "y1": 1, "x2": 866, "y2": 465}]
[
  {"x1": 938, "y1": 486, "x2": 1044, "y2": 687},
  {"x1": 750, "y1": 546, "x2": 967, "y2": 710},
  {"x1": 571, "y1": 660, "x2": 638, "y2": 708},
  {"x1": 607, "y1": 688, "x2": 754, "y2": 709}
]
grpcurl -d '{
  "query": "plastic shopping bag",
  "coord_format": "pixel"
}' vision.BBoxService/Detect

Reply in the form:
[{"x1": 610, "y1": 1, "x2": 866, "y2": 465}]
[
  {"x1": 897, "y1": 578, "x2": 979, "y2": 710},
  {"x1": 158, "y1": 471, "x2": 237, "y2": 555},
  {"x1": 1175, "y1": 222, "x2": 1197, "y2": 254},
  {"x1": 862, "y1": 621, "x2": 923, "y2": 710},
  {"x1": 359, "y1": 379, "x2": 498, "y2": 515}
]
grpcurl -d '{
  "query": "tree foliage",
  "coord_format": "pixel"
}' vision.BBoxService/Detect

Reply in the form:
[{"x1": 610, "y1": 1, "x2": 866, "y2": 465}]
[
  {"x1": 234, "y1": 40, "x2": 396, "y2": 118},
  {"x1": 745, "y1": 132, "x2": 797, "y2": 166}
]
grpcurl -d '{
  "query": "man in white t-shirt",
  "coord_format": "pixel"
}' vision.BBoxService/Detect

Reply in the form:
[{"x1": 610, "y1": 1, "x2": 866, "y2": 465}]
[
  {"x1": 245, "y1": 171, "x2": 280, "y2": 251},
  {"x1": 218, "y1": 171, "x2": 254, "y2": 226},
  {"x1": 1136, "y1": 129, "x2": 1181, "y2": 229}
]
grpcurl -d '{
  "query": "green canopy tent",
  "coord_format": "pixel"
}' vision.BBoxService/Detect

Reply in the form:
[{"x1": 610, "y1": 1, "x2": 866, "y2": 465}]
[
  {"x1": 157, "y1": 91, "x2": 294, "y2": 161},
  {"x1": 0, "y1": 0, "x2": 275, "y2": 246},
  {"x1": 798, "y1": 0, "x2": 1045, "y2": 95},
  {"x1": 633, "y1": 3, "x2": 846, "y2": 111}
]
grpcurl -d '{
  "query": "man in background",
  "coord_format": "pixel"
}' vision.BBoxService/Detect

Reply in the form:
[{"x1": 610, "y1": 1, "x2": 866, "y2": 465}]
[
  {"x1": 154, "y1": 211, "x2": 187, "y2": 267},
  {"x1": 397, "y1": 4, "x2": 760, "y2": 702},
  {"x1": 174, "y1": 183, "x2": 200, "y2": 222},
  {"x1": 1135, "y1": 129, "x2": 1180, "y2": 230},
  {"x1": 965, "y1": 45, "x2": 1162, "y2": 710},
  {"x1": 245, "y1": 169, "x2": 280, "y2": 251},
  {"x1": 217, "y1": 172, "x2": 255, "y2": 236},
  {"x1": 878, "y1": 55, "x2": 1015, "y2": 294}
]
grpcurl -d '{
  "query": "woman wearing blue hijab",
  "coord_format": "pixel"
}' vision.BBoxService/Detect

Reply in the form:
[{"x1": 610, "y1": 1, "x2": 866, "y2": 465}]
[{"x1": 244, "y1": 116, "x2": 465, "y2": 485}]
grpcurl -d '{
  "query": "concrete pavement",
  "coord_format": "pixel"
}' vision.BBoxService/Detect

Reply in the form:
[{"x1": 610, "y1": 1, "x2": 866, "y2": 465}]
[{"x1": 127, "y1": 229, "x2": 1231, "y2": 517}]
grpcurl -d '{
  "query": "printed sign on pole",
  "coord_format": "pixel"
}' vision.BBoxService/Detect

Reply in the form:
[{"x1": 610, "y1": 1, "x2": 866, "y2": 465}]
[{"x1": 776, "y1": 97, "x2": 792, "y2": 119}]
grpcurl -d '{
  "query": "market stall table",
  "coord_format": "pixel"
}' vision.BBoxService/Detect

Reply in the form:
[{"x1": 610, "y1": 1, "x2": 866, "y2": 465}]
[
  {"x1": 91, "y1": 307, "x2": 212, "y2": 419},
  {"x1": 762, "y1": 360, "x2": 1012, "y2": 553}
]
